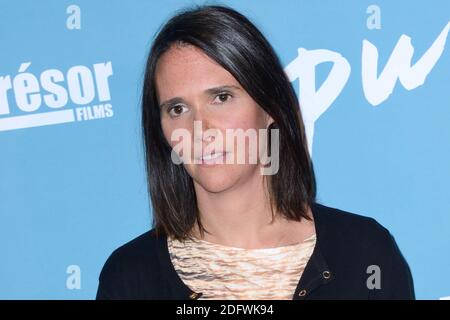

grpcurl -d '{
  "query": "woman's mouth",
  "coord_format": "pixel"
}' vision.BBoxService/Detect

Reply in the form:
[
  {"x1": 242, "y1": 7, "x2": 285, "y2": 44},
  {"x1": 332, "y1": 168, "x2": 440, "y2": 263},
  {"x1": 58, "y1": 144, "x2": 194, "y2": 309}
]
[{"x1": 197, "y1": 152, "x2": 228, "y2": 165}]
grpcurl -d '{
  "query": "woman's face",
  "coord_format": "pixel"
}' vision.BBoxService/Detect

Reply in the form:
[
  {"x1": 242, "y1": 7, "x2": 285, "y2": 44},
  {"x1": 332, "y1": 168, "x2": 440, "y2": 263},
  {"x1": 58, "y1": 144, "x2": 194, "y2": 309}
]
[{"x1": 155, "y1": 44, "x2": 273, "y2": 193}]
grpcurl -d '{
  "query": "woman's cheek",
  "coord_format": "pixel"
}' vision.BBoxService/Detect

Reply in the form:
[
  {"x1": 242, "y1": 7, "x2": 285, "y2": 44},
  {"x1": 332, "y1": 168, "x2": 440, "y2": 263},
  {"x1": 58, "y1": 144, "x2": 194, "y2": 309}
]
[{"x1": 160, "y1": 122, "x2": 172, "y2": 147}]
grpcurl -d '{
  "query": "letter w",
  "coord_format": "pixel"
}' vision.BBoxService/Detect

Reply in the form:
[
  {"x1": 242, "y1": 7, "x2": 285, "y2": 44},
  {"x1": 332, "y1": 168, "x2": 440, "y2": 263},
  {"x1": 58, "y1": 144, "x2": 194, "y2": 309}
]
[{"x1": 362, "y1": 21, "x2": 450, "y2": 106}]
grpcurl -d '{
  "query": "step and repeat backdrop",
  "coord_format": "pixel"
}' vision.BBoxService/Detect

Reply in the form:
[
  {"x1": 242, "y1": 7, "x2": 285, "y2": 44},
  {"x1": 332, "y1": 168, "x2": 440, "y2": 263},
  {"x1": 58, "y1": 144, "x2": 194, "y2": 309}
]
[{"x1": 0, "y1": 0, "x2": 449, "y2": 299}]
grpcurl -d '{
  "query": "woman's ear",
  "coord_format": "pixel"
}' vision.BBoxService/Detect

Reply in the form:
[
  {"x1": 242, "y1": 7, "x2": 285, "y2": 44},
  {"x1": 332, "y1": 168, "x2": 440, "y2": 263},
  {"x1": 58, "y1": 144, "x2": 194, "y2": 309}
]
[{"x1": 266, "y1": 114, "x2": 275, "y2": 128}]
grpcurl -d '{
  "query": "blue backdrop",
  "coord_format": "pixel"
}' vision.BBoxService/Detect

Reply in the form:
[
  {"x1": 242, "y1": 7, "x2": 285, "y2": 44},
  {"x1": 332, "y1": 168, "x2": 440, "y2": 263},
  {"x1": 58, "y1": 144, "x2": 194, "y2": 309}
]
[{"x1": 0, "y1": 0, "x2": 449, "y2": 299}]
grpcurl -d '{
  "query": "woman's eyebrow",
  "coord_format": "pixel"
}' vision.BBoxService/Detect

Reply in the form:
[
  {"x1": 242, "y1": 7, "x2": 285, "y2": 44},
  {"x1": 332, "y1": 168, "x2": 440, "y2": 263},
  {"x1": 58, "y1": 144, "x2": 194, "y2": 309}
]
[
  {"x1": 204, "y1": 85, "x2": 241, "y2": 95},
  {"x1": 159, "y1": 85, "x2": 241, "y2": 109}
]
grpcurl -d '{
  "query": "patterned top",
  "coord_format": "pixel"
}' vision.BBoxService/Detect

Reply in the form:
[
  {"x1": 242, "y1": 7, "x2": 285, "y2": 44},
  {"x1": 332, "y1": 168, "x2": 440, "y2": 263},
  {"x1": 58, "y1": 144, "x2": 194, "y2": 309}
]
[{"x1": 167, "y1": 233, "x2": 317, "y2": 300}]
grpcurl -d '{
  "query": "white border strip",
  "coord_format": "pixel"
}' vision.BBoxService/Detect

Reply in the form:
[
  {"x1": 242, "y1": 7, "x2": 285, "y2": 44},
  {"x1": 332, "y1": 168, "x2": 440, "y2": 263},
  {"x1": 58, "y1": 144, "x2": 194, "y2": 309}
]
[{"x1": 0, "y1": 110, "x2": 75, "y2": 131}]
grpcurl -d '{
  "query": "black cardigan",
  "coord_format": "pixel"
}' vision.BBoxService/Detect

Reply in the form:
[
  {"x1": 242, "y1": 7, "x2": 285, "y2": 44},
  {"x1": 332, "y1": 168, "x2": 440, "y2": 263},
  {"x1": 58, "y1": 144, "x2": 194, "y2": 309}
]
[{"x1": 96, "y1": 202, "x2": 415, "y2": 300}]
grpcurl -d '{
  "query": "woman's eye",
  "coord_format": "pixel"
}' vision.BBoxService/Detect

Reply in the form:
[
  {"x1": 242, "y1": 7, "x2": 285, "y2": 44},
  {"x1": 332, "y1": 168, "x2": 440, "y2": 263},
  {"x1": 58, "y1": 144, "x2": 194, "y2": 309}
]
[
  {"x1": 168, "y1": 104, "x2": 187, "y2": 117},
  {"x1": 213, "y1": 92, "x2": 232, "y2": 104}
]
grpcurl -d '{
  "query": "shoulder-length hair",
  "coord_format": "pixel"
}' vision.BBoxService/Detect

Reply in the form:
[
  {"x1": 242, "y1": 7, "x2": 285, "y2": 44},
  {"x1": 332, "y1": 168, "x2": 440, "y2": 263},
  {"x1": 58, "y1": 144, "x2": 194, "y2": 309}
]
[{"x1": 141, "y1": 4, "x2": 316, "y2": 240}]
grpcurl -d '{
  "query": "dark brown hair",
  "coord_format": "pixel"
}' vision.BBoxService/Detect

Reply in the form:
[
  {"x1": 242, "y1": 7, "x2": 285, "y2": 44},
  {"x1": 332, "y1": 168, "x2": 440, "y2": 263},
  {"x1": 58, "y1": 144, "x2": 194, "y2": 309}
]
[{"x1": 141, "y1": 4, "x2": 316, "y2": 240}]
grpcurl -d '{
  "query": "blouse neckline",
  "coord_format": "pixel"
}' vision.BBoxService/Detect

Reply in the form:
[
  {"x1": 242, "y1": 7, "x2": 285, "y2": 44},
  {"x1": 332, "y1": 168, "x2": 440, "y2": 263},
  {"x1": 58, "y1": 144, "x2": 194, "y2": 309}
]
[{"x1": 171, "y1": 233, "x2": 317, "y2": 252}]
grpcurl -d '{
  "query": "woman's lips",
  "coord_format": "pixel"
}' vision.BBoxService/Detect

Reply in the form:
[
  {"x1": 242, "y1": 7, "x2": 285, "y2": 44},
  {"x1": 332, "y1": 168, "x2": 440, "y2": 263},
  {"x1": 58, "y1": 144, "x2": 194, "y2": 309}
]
[{"x1": 196, "y1": 152, "x2": 228, "y2": 165}]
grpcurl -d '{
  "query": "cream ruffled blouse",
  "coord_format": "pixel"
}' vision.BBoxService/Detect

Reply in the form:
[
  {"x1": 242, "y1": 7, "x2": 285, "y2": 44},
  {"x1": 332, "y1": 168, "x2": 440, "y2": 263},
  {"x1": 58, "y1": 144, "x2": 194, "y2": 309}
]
[{"x1": 167, "y1": 234, "x2": 316, "y2": 300}]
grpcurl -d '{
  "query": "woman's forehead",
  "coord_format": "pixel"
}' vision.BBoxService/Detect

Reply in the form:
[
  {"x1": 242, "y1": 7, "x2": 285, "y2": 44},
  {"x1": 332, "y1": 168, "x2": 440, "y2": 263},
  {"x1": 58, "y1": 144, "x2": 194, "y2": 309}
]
[{"x1": 155, "y1": 45, "x2": 240, "y2": 100}]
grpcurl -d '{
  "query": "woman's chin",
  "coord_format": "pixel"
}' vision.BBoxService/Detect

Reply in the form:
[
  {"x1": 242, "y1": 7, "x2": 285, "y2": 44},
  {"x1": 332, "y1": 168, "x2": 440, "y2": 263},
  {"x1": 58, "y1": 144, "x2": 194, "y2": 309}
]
[
  {"x1": 193, "y1": 174, "x2": 236, "y2": 194},
  {"x1": 187, "y1": 163, "x2": 260, "y2": 194}
]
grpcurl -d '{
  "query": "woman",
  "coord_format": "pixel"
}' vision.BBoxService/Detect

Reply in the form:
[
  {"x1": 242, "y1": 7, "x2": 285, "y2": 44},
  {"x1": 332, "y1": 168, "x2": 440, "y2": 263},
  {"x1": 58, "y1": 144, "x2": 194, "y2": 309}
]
[{"x1": 96, "y1": 4, "x2": 415, "y2": 300}]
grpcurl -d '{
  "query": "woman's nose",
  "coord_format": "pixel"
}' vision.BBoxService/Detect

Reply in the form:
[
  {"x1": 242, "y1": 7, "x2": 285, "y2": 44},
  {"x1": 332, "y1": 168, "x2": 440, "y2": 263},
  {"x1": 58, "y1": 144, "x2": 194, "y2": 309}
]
[
  {"x1": 193, "y1": 119, "x2": 216, "y2": 144},
  {"x1": 192, "y1": 106, "x2": 216, "y2": 143}
]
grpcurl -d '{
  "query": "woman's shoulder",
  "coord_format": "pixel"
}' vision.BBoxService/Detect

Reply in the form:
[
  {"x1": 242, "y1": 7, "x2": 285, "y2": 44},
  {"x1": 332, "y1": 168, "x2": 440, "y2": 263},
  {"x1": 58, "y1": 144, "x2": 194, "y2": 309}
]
[
  {"x1": 96, "y1": 229, "x2": 166, "y2": 299},
  {"x1": 312, "y1": 201, "x2": 411, "y2": 277},
  {"x1": 312, "y1": 202, "x2": 394, "y2": 247},
  {"x1": 311, "y1": 201, "x2": 411, "y2": 269},
  {"x1": 100, "y1": 229, "x2": 163, "y2": 271},
  {"x1": 310, "y1": 202, "x2": 415, "y2": 299}
]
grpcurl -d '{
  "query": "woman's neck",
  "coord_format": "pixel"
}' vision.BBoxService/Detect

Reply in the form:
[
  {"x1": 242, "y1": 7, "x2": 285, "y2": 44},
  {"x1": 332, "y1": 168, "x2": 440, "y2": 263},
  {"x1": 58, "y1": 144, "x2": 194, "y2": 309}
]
[{"x1": 191, "y1": 173, "x2": 315, "y2": 249}]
